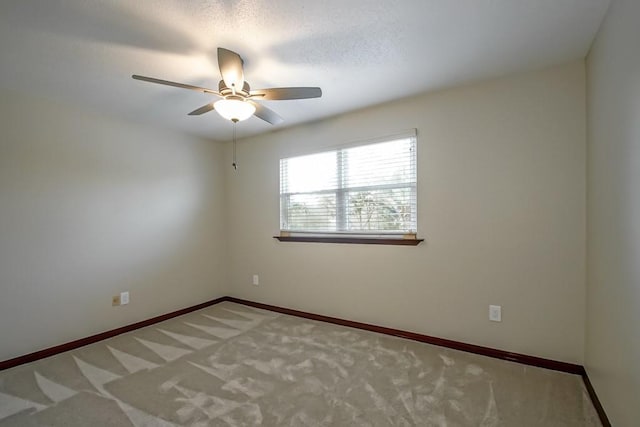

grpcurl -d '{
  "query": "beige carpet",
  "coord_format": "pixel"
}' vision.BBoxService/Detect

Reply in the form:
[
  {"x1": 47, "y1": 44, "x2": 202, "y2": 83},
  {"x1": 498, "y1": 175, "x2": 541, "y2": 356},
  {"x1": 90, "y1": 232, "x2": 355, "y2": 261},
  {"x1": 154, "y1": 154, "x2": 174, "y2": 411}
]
[{"x1": 0, "y1": 301, "x2": 600, "y2": 426}]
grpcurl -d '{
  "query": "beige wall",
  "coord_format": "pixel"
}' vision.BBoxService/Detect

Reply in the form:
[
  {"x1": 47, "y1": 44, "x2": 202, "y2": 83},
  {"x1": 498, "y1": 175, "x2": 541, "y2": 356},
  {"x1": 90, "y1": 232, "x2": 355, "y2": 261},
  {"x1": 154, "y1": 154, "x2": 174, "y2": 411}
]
[
  {"x1": 586, "y1": 0, "x2": 640, "y2": 425},
  {"x1": 0, "y1": 61, "x2": 590, "y2": 369},
  {"x1": 225, "y1": 61, "x2": 587, "y2": 364},
  {"x1": 0, "y1": 91, "x2": 228, "y2": 361}
]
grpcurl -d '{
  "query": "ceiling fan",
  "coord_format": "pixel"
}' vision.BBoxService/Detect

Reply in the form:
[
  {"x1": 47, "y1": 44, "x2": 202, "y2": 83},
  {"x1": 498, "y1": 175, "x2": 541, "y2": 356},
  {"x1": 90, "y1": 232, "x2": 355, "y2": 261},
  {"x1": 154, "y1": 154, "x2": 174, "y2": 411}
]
[{"x1": 132, "y1": 47, "x2": 322, "y2": 125}]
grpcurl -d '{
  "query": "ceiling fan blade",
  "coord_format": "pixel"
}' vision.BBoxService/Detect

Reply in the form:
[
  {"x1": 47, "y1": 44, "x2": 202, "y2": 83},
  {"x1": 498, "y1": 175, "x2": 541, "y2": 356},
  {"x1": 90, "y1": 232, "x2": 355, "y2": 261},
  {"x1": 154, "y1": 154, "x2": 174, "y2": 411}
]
[
  {"x1": 217, "y1": 48, "x2": 245, "y2": 92},
  {"x1": 249, "y1": 101, "x2": 283, "y2": 125},
  {"x1": 250, "y1": 87, "x2": 322, "y2": 100},
  {"x1": 132, "y1": 75, "x2": 220, "y2": 95},
  {"x1": 188, "y1": 103, "x2": 215, "y2": 116}
]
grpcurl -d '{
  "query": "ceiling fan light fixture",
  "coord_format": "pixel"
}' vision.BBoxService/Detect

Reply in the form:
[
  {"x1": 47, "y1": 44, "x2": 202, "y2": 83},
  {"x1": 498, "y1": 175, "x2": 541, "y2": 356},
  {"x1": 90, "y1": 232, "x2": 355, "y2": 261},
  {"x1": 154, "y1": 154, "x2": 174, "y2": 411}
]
[{"x1": 214, "y1": 99, "x2": 255, "y2": 122}]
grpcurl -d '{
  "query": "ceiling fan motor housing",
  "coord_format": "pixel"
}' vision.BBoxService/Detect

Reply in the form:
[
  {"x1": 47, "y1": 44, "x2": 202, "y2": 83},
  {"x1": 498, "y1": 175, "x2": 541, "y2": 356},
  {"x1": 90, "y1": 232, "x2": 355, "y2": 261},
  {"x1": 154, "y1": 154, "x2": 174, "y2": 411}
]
[{"x1": 219, "y1": 80, "x2": 250, "y2": 98}]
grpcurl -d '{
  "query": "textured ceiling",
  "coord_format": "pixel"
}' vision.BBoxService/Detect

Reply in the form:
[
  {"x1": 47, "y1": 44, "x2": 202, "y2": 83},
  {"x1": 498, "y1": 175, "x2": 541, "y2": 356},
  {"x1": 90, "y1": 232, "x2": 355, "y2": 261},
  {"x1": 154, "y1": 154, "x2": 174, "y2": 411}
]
[{"x1": 0, "y1": 0, "x2": 610, "y2": 141}]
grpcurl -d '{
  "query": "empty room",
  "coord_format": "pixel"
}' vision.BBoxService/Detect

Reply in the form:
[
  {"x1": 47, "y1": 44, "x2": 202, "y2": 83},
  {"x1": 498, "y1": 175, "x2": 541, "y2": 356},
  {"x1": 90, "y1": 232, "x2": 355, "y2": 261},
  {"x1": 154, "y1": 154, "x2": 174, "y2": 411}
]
[{"x1": 0, "y1": 0, "x2": 637, "y2": 426}]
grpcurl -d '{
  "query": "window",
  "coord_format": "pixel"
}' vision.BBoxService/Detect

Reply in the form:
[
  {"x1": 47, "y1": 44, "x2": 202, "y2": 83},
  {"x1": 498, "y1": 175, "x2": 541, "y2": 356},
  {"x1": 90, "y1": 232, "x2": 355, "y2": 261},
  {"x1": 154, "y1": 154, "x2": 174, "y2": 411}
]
[{"x1": 278, "y1": 130, "x2": 419, "y2": 244}]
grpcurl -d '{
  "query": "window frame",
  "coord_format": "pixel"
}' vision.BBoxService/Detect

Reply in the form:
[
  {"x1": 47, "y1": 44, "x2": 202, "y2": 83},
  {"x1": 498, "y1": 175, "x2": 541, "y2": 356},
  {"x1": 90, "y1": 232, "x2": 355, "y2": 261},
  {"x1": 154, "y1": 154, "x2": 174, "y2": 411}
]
[{"x1": 276, "y1": 130, "x2": 422, "y2": 245}]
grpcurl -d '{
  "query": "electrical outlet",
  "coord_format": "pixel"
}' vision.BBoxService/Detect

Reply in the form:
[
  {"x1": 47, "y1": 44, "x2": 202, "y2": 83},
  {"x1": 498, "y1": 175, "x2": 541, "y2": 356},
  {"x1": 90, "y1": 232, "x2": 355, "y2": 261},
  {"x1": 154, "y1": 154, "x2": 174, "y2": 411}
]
[
  {"x1": 489, "y1": 305, "x2": 502, "y2": 322},
  {"x1": 120, "y1": 291, "x2": 130, "y2": 305},
  {"x1": 112, "y1": 295, "x2": 121, "y2": 306},
  {"x1": 252, "y1": 275, "x2": 259, "y2": 286}
]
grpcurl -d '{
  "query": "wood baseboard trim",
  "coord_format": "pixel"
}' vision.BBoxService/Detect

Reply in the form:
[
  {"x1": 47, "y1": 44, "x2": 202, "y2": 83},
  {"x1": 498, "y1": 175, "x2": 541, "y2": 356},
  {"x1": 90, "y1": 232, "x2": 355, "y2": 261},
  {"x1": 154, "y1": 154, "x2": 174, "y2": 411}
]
[
  {"x1": 0, "y1": 296, "x2": 229, "y2": 371},
  {"x1": 581, "y1": 371, "x2": 612, "y2": 427}
]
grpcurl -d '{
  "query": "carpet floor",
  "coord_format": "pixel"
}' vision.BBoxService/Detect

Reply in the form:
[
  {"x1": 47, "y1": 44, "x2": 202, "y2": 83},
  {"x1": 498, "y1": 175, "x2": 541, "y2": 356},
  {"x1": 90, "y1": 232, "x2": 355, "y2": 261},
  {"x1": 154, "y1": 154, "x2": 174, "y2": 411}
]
[{"x1": 0, "y1": 301, "x2": 600, "y2": 426}]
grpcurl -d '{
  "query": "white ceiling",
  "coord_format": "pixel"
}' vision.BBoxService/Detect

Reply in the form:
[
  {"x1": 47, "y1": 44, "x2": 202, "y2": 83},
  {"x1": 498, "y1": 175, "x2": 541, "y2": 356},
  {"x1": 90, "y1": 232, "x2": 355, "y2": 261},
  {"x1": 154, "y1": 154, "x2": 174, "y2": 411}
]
[{"x1": 0, "y1": 0, "x2": 610, "y2": 141}]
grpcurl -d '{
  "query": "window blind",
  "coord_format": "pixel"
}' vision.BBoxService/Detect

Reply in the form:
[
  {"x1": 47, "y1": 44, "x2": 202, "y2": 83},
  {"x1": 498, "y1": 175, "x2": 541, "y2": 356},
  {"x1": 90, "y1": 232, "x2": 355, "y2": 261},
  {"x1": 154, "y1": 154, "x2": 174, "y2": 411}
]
[{"x1": 280, "y1": 130, "x2": 417, "y2": 235}]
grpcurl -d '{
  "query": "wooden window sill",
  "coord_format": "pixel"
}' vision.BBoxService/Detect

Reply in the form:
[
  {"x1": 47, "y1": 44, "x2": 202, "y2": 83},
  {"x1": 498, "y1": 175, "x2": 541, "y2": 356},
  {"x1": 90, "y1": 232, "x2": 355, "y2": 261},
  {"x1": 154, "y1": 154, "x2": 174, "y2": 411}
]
[{"x1": 273, "y1": 236, "x2": 424, "y2": 246}]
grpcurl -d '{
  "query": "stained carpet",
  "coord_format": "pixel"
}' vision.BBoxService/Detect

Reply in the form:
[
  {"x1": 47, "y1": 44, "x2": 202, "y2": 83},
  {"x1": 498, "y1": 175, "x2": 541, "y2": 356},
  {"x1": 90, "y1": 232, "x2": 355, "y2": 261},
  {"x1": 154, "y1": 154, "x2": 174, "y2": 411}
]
[{"x1": 0, "y1": 302, "x2": 600, "y2": 426}]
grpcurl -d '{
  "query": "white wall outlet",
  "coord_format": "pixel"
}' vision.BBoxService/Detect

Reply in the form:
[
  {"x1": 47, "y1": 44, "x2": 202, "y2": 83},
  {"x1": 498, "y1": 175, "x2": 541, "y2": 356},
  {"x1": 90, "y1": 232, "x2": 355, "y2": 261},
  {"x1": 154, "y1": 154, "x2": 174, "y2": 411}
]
[
  {"x1": 252, "y1": 275, "x2": 259, "y2": 286},
  {"x1": 120, "y1": 291, "x2": 130, "y2": 305},
  {"x1": 489, "y1": 305, "x2": 502, "y2": 322}
]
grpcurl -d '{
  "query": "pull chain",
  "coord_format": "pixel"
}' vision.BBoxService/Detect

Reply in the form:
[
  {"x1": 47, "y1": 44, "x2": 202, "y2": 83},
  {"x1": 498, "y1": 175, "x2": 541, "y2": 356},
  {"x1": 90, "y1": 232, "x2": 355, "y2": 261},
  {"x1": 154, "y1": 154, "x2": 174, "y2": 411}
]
[{"x1": 232, "y1": 119, "x2": 238, "y2": 170}]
